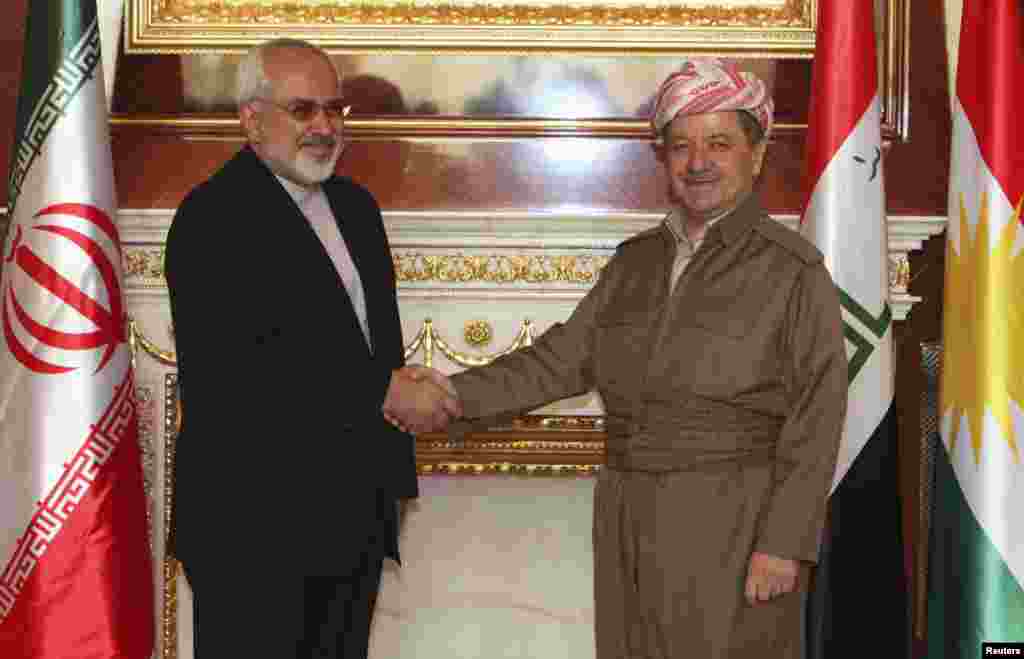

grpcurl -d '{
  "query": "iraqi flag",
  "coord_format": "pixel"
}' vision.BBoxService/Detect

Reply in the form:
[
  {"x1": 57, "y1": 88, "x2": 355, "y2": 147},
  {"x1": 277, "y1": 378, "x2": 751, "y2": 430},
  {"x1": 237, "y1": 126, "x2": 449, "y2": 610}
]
[
  {"x1": 0, "y1": 1, "x2": 154, "y2": 657},
  {"x1": 927, "y1": 0, "x2": 1024, "y2": 655},
  {"x1": 800, "y1": 0, "x2": 907, "y2": 655}
]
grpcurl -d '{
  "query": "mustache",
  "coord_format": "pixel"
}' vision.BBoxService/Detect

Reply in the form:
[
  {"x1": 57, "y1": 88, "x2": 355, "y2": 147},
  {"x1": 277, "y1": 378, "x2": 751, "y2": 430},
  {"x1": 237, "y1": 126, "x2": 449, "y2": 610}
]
[{"x1": 300, "y1": 135, "x2": 339, "y2": 148}]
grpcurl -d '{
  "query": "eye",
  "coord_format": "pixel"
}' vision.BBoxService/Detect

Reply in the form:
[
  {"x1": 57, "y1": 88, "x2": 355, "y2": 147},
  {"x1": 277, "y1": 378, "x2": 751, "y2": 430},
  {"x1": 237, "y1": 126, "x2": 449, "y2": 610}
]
[
  {"x1": 323, "y1": 101, "x2": 351, "y2": 119},
  {"x1": 287, "y1": 101, "x2": 317, "y2": 122}
]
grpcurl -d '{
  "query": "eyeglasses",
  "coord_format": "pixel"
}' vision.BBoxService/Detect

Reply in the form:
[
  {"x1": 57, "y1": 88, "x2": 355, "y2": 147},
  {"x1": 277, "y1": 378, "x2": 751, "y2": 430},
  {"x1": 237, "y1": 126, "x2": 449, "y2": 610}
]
[{"x1": 255, "y1": 97, "x2": 351, "y2": 123}]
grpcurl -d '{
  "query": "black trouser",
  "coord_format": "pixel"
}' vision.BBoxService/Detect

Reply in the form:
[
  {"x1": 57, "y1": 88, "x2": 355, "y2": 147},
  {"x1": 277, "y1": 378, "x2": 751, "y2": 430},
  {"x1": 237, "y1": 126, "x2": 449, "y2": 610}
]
[{"x1": 184, "y1": 547, "x2": 384, "y2": 659}]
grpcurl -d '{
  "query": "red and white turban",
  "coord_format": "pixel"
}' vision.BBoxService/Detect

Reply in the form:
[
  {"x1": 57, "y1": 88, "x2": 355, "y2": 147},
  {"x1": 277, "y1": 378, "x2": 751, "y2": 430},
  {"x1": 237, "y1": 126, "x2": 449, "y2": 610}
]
[{"x1": 651, "y1": 58, "x2": 774, "y2": 142}]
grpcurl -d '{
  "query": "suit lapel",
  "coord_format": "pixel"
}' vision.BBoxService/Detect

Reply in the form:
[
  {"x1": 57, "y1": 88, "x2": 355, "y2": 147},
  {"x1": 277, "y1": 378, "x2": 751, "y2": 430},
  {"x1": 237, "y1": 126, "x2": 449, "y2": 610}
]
[
  {"x1": 323, "y1": 180, "x2": 382, "y2": 354},
  {"x1": 245, "y1": 152, "x2": 369, "y2": 352}
]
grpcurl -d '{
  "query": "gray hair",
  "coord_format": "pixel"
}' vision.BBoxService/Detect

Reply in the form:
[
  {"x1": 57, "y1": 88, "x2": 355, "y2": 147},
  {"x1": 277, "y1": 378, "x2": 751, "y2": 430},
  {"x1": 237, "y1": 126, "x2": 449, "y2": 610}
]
[{"x1": 236, "y1": 38, "x2": 340, "y2": 108}]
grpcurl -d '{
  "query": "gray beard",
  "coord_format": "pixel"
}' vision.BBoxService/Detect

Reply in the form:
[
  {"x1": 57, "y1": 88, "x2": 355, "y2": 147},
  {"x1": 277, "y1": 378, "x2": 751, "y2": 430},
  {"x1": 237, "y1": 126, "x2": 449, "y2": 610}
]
[{"x1": 291, "y1": 148, "x2": 340, "y2": 185}]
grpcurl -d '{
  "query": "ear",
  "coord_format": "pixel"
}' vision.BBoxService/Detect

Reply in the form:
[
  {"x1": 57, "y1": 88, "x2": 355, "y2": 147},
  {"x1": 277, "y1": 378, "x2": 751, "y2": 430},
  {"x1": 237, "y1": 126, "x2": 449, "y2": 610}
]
[
  {"x1": 239, "y1": 102, "x2": 262, "y2": 143},
  {"x1": 751, "y1": 140, "x2": 768, "y2": 178}
]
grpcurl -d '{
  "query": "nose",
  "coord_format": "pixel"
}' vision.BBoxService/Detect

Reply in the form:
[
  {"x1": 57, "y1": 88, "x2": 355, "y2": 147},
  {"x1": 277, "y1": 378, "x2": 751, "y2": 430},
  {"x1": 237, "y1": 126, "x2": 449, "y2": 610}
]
[
  {"x1": 307, "y1": 108, "x2": 336, "y2": 134},
  {"x1": 686, "y1": 145, "x2": 710, "y2": 173}
]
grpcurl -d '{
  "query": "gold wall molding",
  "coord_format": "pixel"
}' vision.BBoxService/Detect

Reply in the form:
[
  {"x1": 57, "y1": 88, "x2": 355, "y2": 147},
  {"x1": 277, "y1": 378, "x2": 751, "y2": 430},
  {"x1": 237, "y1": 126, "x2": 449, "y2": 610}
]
[
  {"x1": 405, "y1": 318, "x2": 534, "y2": 367},
  {"x1": 393, "y1": 252, "x2": 610, "y2": 284},
  {"x1": 127, "y1": 0, "x2": 818, "y2": 55},
  {"x1": 129, "y1": 318, "x2": 177, "y2": 366},
  {"x1": 124, "y1": 246, "x2": 167, "y2": 287},
  {"x1": 110, "y1": 115, "x2": 667, "y2": 140},
  {"x1": 162, "y1": 373, "x2": 180, "y2": 659},
  {"x1": 119, "y1": 209, "x2": 944, "y2": 319},
  {"x1": 416, "y1": 421, "x2": 605, "y2": 475},
  {"x1": 122, "y1": 246, "x2": 614, "y2": 286}
]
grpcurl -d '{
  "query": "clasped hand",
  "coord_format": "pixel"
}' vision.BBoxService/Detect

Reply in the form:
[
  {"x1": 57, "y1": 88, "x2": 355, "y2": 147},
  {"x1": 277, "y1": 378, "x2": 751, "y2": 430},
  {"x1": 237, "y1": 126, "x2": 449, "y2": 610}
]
[
  {"x1": 381, "y1": 366, "x2": 461, "y2": 433},
  {"x1": 745, "y1": 551, "x2": 799, "y2": 605}
]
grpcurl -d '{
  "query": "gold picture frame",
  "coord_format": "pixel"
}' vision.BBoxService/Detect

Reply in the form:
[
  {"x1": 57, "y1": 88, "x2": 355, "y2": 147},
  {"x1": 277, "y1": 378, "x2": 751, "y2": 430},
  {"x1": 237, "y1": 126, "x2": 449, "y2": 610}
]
[
  {"x1": 127, "y1": 0, "x2": 819, "y2": 56},
  {"x1": 117, "y1": 0, "x2": 909, "y2": 140}
]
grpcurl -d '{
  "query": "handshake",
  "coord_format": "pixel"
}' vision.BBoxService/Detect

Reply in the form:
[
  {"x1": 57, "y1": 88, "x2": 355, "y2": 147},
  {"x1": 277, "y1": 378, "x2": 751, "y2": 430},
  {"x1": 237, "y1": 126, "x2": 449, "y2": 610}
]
[{"x1": 382, "y1": 366, "x2": 463, "y2": 434}]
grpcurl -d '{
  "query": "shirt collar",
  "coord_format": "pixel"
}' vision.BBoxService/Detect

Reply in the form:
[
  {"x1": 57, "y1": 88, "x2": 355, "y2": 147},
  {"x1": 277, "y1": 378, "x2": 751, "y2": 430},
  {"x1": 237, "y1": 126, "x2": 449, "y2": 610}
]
[
  {"x1": 662, "y1": 190, "x2": 764, "y2": 248},
  {"x1": 275, "y1": 174, "x2": 321, "y2": 210},
  {"x1": 663, "y1": 207, "x2": 728, "y2": 249}
]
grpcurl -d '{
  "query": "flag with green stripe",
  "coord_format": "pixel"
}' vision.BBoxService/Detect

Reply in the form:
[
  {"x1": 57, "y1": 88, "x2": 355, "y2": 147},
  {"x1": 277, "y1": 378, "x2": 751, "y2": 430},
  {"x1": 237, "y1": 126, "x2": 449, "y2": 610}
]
[
  {"x1": 800, "y1": 0, "x2": 907, "y2": 655},
  {"x1": 927, "y1": 0, "x2": 1024, "y2": 655},
  {"x1": 0, "y1": 2, "x2": 154, "y2": 657}
]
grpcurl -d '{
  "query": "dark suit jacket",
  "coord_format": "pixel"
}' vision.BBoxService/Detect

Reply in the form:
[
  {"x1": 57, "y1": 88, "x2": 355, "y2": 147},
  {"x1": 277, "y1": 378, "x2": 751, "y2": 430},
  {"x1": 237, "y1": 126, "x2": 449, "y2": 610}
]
[{"x1": 164, "y1": 146, "x2": 417, "y2": 575}]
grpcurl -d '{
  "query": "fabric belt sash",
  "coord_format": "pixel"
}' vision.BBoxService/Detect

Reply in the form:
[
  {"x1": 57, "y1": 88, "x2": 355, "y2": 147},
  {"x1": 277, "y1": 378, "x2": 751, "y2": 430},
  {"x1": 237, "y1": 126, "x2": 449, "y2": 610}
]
[{"x1": 603, "y1": 415, "x2": 781, "y2": 472}]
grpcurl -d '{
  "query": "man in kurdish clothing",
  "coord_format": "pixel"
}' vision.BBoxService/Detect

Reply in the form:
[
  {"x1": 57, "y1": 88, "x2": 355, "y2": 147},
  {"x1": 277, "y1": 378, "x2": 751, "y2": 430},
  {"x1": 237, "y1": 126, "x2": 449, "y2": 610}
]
[
  {"x1": 388, "y1": 58, "x2": 848, "y2": 658},
  {"x1": 165, "y1": 38, "x2": 457, "y2": 658}
]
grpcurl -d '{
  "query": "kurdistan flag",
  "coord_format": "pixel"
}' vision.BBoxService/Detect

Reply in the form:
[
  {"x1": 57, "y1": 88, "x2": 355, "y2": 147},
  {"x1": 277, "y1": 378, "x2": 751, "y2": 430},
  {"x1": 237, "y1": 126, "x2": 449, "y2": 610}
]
[
  {"x1": 0, "y1": 1, "x2": 154, "y2": 657},
  {"x1": 927, "y1": 0, "x2": 1024, "y2": 655},
  {"x1": 801, "y1": 0, "x2": 906, "y2": 655}
]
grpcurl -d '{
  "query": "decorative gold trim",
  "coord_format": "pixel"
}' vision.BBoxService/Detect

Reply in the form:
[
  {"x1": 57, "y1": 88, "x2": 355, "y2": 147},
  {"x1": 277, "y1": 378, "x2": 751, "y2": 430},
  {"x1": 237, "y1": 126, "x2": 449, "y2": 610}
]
[
  {"x1": 420, "y1": 462, "x2": 602, "y2": 475},
  {"x1": 464, "y1": 320, "x2": 493, "y2": 347},
  {"x1": 124, "y1": 247, "x2": 167, "y2": 286},
  {"x1": 129, "y1": 318, "x2": 178, "y2": 366},
  {"x1": 405, "y1": 318, "x2": 534, "y2": 367},
  {"x1": 889, "y1": 254, "x2": 911, "y2": 294},
  {"x1": 127, "y1": 0, "x2": 817, "y2": 56},
  {"x1": 121, "y1": 248, "x2": 613, "y2": 286},
  {"x1": 162, "y1": 373, "x2": 180, "y2": 659},
  {"x1": 394, "y1": 253, "x2": 610, "y2": 284},
  {"x1": 416, "y1": 420, "x2": 606, "y2": 475},
  {"x1": 109, "y1": 115, "x2": 807, "y2": 140},
  {"x1": 511, "y1": 415, "x2": 605, "y2": 431}
]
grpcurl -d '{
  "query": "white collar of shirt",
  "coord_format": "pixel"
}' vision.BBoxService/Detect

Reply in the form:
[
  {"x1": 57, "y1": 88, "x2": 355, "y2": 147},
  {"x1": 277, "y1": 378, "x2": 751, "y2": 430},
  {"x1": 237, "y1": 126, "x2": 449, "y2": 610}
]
[{"x1": 275, "y1": 174, "x2": 322, "y2": 210}]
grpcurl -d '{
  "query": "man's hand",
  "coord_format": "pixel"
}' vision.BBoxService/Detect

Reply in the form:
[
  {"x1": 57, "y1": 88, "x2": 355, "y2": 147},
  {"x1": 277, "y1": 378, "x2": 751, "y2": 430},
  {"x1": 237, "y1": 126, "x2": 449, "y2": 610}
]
[
  {"x1": 399, "y1": 365, "x2": 458, "y2": 397},
  {"x1": 744, "y1": 552, "x2": 799, "y2": 605},
  {"x1": 381, "y1": 367, "x2": 461, "y2": 433}
]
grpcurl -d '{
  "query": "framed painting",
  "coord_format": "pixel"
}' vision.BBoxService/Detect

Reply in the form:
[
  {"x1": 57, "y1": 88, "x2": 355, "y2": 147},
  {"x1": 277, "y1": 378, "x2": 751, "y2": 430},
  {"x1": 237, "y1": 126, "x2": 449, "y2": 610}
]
[
  {"x1": 116, "y1": 0, "x2": 908, "y2": 140},
  {"x1": 127, "y1": 0, "x2": 820, "y2": 56}
]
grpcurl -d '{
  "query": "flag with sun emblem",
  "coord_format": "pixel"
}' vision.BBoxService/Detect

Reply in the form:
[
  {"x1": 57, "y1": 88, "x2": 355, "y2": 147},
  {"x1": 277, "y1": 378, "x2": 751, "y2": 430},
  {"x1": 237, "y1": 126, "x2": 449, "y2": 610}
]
[
  {"x1": 0, "y1": 1, "x2": 154, "y2": 657},
  {"x1": 801, "y1": 0, "x2": 907, "y2": 655},
  {"x1": 927, "y1": 0, "x2": 1024, "y2": 655}
]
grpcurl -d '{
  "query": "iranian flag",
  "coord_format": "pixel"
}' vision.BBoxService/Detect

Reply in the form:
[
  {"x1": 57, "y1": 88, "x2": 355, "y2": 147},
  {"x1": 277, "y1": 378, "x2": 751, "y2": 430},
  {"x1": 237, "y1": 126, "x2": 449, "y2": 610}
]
[
  {"x1": 0, "y1": 1, "x2": 154, "y2": 657},
  {"x1": 800, "y1": 0, "x2": 907, "y2": 654},
  {"x1": 927, "y1": 0, "x2": 1024, "y2": 655}
]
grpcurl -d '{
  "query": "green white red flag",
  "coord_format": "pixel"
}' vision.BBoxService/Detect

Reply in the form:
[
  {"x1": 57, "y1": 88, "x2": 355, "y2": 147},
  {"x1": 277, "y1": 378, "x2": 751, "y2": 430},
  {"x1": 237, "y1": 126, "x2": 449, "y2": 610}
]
[{"x1": 0, "y1": 2, "x2": 154, "y2": 657}]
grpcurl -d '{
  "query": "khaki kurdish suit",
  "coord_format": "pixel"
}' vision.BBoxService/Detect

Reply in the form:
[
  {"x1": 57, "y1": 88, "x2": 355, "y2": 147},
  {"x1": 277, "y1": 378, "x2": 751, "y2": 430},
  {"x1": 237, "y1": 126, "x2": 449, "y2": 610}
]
[{"x1": 450, "y1": 192, "x2": 847, "y2": 659}]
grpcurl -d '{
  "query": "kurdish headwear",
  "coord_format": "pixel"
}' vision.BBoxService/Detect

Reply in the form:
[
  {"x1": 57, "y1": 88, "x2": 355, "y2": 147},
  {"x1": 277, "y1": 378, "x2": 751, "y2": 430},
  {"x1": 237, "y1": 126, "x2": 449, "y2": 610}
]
[{"x1": 651, "y1": 58, "x2": 774, "y2": 142}]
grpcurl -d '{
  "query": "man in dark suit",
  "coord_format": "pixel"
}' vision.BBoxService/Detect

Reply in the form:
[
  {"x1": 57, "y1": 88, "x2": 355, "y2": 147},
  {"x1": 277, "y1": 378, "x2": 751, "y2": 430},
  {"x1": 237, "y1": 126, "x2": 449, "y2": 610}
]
[{"x1": 164, "y1": 38, "x2": 458, "y2": 658}]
